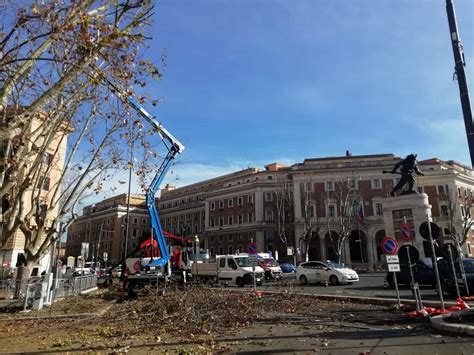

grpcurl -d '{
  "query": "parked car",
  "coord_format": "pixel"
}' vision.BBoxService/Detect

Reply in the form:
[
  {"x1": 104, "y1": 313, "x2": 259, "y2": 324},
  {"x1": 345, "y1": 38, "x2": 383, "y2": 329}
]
[
  {"x1": 296, "y1": 261, "x2": 359, "y2": 285},
  {"x1": 385, "y1": 258, "x2": 436, "y2": 288},
  {"x1": 279, "y1": 262, "x2": 296, "y2": 273},
  {"x1": 438, "y1": 257, "x2": 474, "y2": 297}
]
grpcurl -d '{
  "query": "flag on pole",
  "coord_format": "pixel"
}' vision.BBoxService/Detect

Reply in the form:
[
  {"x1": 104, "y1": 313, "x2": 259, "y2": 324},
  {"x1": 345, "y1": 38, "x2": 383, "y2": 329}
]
[{"x1": 357, "y1": 205, "x2": 364, "y2": 223}]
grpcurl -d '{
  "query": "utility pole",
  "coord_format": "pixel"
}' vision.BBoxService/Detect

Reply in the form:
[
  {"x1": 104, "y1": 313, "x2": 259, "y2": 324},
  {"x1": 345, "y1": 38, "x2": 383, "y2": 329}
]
[{"x1": 446, "y1": 0, "x2": 474, "y2": 166}]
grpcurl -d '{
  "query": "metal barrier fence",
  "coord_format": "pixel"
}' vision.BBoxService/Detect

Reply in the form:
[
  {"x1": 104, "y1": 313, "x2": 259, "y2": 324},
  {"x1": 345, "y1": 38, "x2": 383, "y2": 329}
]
[{"x1": 0, "y1": 274, "x2": 97, "y2": 310}]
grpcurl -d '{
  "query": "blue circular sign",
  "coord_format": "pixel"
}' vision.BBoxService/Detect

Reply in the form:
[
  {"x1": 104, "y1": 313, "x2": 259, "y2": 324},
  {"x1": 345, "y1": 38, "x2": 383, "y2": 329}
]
[
  {"x1": 400, "y1": 223, "x2": 412, "y2": 241},
  {"x1": 247, "y1": 242, "x2": 258, "y2": 255},
  {"x1": 381, "y1": 236, "x2": 398, "y2": 255}
]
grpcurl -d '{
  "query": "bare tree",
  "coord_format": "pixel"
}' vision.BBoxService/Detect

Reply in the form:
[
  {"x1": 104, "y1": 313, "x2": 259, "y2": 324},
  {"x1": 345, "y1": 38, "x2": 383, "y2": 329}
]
[
  {"x1": 438, "y1": 190, "x2": 473, "y2": 248},
  {"x1": 0, "y1": 0, "x2": 166, "y2": 268},
  {"x1": 325, "y1": 178, "x2": 361, "y2": 263},
  {"x1": 298, "y1": 182, "x2": 322, "y2": 262},
  {"x1": 275, "y1": 175, "x2": 293, "y2": 246}
]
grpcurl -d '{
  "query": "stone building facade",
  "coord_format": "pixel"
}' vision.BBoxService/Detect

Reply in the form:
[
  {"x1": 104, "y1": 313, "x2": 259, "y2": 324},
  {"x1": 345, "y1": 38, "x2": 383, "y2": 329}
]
[
  {"x1": 66, "y1": 153, "x2": 474, "y2": 270},
  {"x1": 158, "y1": 154, "x2": 474, "y2": 270},
  {"x1": 66, "y1": 194, "x2": 150, "y2": 265},
  {"x1": 0, "y1": 113, "x2": 67, "y2": 271}
]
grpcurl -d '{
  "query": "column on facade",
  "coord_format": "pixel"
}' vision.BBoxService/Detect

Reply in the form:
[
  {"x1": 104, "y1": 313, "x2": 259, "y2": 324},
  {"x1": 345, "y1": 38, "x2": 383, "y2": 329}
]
[
  {"x1": 320, "y1": 235, "x2": 326, "y2": 261},
  {"x1": 343, "y1": 239, "x2": 351, "y2": 265},
  {"x1": 366, "y1": 235, "x2": 376, "y2": 271},
  {"x1": 255, "y1": 188, "x2": 263, "y2": 223}
]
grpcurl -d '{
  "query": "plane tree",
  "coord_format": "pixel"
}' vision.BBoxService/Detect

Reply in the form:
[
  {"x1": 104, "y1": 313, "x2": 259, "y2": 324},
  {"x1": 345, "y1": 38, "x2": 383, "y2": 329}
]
[{"x1": 0, "y1": 0, "x2": 166, "y2": 268}]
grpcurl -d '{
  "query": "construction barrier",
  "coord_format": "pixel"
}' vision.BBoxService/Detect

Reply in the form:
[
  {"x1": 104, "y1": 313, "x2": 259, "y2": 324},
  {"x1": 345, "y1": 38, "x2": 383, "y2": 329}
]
[{"x1": 406, "y1": 298, "x2": 470, "y2": 318}]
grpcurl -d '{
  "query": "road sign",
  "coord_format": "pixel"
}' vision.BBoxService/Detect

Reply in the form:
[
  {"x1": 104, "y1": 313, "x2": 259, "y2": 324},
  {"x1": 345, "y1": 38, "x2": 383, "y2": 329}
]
[
  {"x1": 400, "y1": 223, "x2": 413, "y2": 241},
  {"x1": 381, "y1": 236, "x2": 399, "y2": 255},
  {"x1": 388, "y1": 263, "x2": 401, "y2": 272},
  {"x1": 398, "y1": 245, "x2": 419, "y2": 266},
  {"x1": 247, "y1": 242, "x2": 258, "y2": 255},
  {"x1": 386, "y1": 255, "x2": 399, "y2": 263},
  {"x1": 249, "y1": 254, "x2": 257, "y2": 265},
  {"x1": 419, "y1": 221, "x2": 440, "y2": 240}
]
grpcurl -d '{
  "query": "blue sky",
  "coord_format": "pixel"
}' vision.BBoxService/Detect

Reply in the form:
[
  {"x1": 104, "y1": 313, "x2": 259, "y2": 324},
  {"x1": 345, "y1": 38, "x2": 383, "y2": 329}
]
[{"x1": 102, "y1": 0, "x2": 474, "y2": 196}]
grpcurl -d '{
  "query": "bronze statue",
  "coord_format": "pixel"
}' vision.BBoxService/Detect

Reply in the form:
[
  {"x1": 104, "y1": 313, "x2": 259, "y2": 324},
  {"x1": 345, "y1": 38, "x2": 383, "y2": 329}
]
[{"x1": 389, "y1": 154, "x2": 424, "y2": 196}]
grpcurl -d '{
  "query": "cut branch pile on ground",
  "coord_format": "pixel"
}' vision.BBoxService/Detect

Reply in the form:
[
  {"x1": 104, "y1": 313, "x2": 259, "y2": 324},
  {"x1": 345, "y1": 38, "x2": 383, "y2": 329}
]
[{"x1": 0, "y1": 286, "x2": 392, "y2": 352}]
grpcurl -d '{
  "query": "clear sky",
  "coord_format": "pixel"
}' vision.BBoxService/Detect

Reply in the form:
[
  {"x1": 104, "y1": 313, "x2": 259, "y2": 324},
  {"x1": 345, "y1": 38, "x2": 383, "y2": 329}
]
[{"x1": 96, "y1": 0, "x2": 474, "y2": 199}]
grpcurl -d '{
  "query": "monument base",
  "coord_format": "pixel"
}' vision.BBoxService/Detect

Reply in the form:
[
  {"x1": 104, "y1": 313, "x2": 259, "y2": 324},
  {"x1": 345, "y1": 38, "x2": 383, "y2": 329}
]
[{"x1": 383, "y1": 193, "x2": 432, "y2": 259}]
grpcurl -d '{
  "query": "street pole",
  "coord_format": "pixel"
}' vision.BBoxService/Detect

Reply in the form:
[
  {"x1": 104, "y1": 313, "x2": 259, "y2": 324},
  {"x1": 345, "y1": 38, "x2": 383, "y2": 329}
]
[
  {"x1": 427, "y1": 216, "x2": 445, "y2": 310},
  {"x1": 393, "y1": 270, "x2": 401, "y2": 308},
  {"x1": 406, "y1": 249, "x2": 422, "y2": 311},
  {"x1": 446, "y1": 0, "x2": 474, "y2": 167},
  {"x1": 448, "y1": 245, "x2": 461, "y2": 299},
  {"x1": 96, "y1": 222, "x2": 104, "y2": 270}
]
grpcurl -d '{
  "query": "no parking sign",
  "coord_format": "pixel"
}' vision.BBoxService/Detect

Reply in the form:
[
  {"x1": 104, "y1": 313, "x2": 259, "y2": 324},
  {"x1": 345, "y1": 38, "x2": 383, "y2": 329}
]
[
  {"x1": 400, "y1": 223, "x2": 412, "y2": 241},
  {"x1": 381, "y1": 236, "x2": 399, "y2": 255}
]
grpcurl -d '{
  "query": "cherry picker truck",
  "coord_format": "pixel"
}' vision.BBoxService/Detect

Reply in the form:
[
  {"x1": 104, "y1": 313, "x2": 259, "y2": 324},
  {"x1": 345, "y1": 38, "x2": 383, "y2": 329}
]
[{"x1": 96, "y1": 70, "x2": 185, "y2": 295}]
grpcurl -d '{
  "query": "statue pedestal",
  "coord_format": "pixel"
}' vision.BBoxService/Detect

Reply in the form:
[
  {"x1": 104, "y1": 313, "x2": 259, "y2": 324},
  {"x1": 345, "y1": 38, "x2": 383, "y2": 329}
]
[{"x1": 383, "y1": 193, "x2": 432, "y2": 258}]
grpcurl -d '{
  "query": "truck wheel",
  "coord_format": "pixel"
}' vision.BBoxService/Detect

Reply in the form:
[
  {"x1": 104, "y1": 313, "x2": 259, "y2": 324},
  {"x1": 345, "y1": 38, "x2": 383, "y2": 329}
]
[
  {"x1": 329, "y1": 275, "x2": 339, "y2": 285},
  {"x1": 299, "y1": 275, "x2": 308, "y2": 285},
  {"x1": 236, "y1": 277, "x2": 245, "y2": 287}
]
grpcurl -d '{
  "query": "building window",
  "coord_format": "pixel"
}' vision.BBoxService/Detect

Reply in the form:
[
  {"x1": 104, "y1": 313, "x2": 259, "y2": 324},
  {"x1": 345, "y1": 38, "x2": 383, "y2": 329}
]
[
  {"x1": 228, "y1": 199, "x2": 233, "y2": 208},
  {"x1": 219, "y1": 200, "x2": 224, "y2": 209},
  {"x1": 440, "y1": 205, "x2": 449, "y2": 217},
  {"x1": 133, "y1": 218, "x2": 138, "y2": 224},
  {"x1": 228, "y1": 234, "x2": 233, "y2": 241},
  {"x1": 210, "y1": 247, "x2": 214, "y2": 257},
  {"x1": 248, "y1": 212, "x2": 254, "y2": 222},
  {"x1": 458, "y1": 188, "x2": 462, "y2": 197},
  {"x1": 237, "y1": 197, "x2": 243, "y2": 206},
  {"x1": 228, "y1": 246, "x2": 233, "y2": 254},
  {"x1": 264, "y1": 192, "x2": 273, "y2": 202},
  {"x1": 375, "y1": 202, "x2": 383, "y2": 216},
  {"x1": 348, "y1": 178, "x2": 358, "y2": 189},
  {"x1": 267, "y1": 175, "x2": 273, "y2": 180},
  {"x1": 210, "y1": 218, "x2": 215, "y2": 227},
  {"x1": 437, "y1": 185, "x2": 446, "y2": 194},
  {"x1": 265, "y1": 209, "x2": 274, "y2": 222},
  {"x1": 219, "y1": 247, "x2": 224, "y2": 255},
  {"x1": 142, "y1": 218, "x2": 146, "y2": 225},
  {"x1": 219, "y1": 235, "x2": 224, "y2": 242},
  {"x1": 325, "y1": 181, "x2": 334, "y2": 191},
  {"x1": 371, "y1": 179, "x2": 381, "y2": 189},
  {"x1": 210, "y1": 202, "x2": 215, "y2": 210},
  {"x1": 228, "y1": 216, "x2": 233, "y2": 225},
  {"x1": 238, "y1": 233, "x2": 243, "y2": 241},
  {"x1": 468, "y1": 243, "x2": 472, "y2": 255},
  {"x1": 248, "y1": 195, "x2": 254, "y2": 204},
  {"x1": 461, "y1": 205, "x2": 466, "y2": 217},
  {"x1": 219, "y1": 218, "x2": 224, "y2": 226},
  {"x1": 210, "y1": 236, "x2": 214, "y2": 243},
  {"x1": 42, "y1": 152, "x2": 54, "y2": 165},
  {"x1": 327, "y1": 204, "x2": 336, "y2": 217},
  {"x1": 38, "y1": 176, "x2": 50, "y2": 191}
]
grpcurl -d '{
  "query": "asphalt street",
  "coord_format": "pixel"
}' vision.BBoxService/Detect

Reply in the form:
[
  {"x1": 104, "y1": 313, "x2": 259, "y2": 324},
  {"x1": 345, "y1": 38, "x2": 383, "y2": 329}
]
[{"x1": 261, "y1": 272, "x2": 457, "y2": 304}]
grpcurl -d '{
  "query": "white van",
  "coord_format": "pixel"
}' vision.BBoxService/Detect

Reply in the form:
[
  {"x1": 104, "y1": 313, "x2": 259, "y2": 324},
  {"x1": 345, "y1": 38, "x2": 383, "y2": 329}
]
[{"x1": 192, "y1": 254, "x2": 264, "y2": 287}]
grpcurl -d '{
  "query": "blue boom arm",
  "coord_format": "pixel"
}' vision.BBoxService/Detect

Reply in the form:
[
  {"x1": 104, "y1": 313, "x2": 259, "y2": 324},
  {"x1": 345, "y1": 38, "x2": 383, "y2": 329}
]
[{"x1": 99, "y1": 73, "x2": 185, "y2": 267}]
